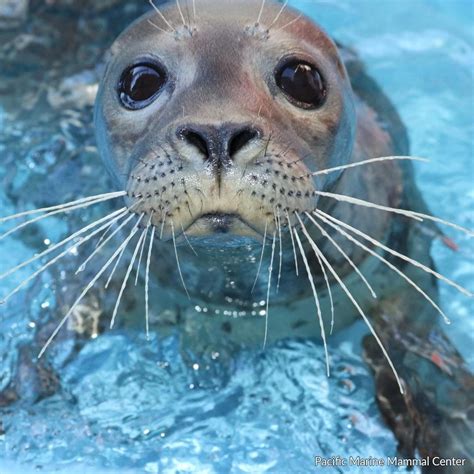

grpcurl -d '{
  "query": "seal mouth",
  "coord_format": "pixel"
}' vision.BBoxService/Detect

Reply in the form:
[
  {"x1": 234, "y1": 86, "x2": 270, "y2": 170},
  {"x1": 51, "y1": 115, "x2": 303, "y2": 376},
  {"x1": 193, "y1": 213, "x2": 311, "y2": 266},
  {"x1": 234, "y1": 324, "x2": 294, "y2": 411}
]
[{"x1": 181, "y1": 212, "x2": 264, "y2": 240}]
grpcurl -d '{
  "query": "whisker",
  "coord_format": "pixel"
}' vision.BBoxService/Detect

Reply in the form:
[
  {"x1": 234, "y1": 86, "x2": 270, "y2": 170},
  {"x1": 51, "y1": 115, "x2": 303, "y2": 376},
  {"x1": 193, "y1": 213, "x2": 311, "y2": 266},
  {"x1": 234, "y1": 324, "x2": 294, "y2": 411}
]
[
  {"x1": 110, "y1": 228, "x2": 148, "y2": 329},
  {"x1": 149, "y1": 0, "x2": 176, "y2": 31},
  {"x1": 316, "y1": 209, "x2": 472, "y2": 298},
  {"x1": 256, "y1": 0, "x2": 266, "y2": 24},
  {"x1": 105, "y1": 214, "x2": 144, "y2": 289},
  {"x1": 181, "y1": 223, "x2": 198, "y2": 256},
  {"x1": 315, "y1": 190, "x2": 474, "y2": 237},
  {"x1": 305, "y1": 212, "x2": 377, "y2": 299},
  {"x1": 135, "y1": 221, "x2": 151, "y2": 286},
  {"x1": 299, "y1": 216, "x2": 403, "y2": 393},
  {"x1": 276, "y1": 13, "x2": 302, "y2": 32},
  {"x1": 268, "y1": 0, "x2": 288, "y2": 30},
  {"x1": 300, "y1": 213, "x2": 336, "y2": 334},
  {"x1": 160, "y1": 212, "x2": 167, "y2": 240},
  {"x1": 0, "y1": 210, "x2": 129, "y2": 305},
  {"x1": 275, "y1": 210, "x2": 283, "y2": 293},
  {"x1": 176, "y1": 0, "x2": 187, "y2": 27},
  {"x1": 0, "y1": 193, "x2": 127, "y2": 242},
  {"x1": 92, "y1": 198, "x2": 143, "y2": 252},
  {"x1": 263, "y1": 230, "x2": 277, "y2": 350},
  {"x1": 145, "y1": 225, "x2": 156, "y2": 340},
  {"x1": 0, "y1": 207, "x2": 127, "y2": 281},
  {"x1": 314, "y1": 210, "x2": 452, "y2": 325},
  {"x1": 192, "y1": 0, "x2": 196, "y2": 21},
  {"x1": 285, "y1": 210, "x2": 299, "y2": 276},
  {"x1": 0, "y1": 191, "x2": 126, "y2": 224},
  {"x1": 171, "y1": 222, "x2": 190, "y2": 298},
  {"x1": 293, "y1": 225, "x2": 330, "y2": 376},
  {"x1": 312, "y1": 156, "x2": 429, "y2": 177},
  {"x1": 95, "y1": 212, "x2": 126, "y2": 249},
  {"x1": 252, "y1": 220, "x2": 268, "y2": 293},
  {"x1": 76, "y1": 212, "x2": 137, "y2": 275},
  {"x1": 147, "y1": 19, "x2": 175, "y2": 37},
  {"x1": 37, "y1": 222, "x2": 143, "y2": 359}
]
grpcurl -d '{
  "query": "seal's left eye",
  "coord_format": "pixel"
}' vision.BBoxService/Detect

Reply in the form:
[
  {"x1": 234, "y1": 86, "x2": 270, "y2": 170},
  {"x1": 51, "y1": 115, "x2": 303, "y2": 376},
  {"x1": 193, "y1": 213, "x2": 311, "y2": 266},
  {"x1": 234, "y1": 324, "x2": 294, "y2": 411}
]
[
  {"x1": 275, "y1": 61, "x2": 327, "y2": 109},
  {"x1": 119, "y1": 63, "x2": 166, "y2": 109}
]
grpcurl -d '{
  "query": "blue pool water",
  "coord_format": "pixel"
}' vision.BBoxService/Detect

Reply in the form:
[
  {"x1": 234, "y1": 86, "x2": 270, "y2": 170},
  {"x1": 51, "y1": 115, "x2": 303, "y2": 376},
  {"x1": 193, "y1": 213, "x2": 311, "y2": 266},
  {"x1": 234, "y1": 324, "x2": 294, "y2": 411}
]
[{"x1": 0, "y1": 1, "x2": 472, "y2": 473}]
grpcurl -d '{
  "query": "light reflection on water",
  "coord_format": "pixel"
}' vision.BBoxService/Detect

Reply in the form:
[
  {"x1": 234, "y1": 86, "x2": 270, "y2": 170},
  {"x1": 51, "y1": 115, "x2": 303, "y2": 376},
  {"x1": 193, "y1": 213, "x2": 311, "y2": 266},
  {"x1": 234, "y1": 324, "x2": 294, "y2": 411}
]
[{"x1": 0, "y1": 1, "x2": 472, "y2": 472}]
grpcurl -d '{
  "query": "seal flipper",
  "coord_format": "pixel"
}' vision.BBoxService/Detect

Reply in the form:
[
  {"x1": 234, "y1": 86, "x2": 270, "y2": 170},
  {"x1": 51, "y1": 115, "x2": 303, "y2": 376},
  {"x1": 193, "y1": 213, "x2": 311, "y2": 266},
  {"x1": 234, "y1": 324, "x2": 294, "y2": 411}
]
[{"x1": 363, "y1": 316, "x2": 474, "y2": 472}]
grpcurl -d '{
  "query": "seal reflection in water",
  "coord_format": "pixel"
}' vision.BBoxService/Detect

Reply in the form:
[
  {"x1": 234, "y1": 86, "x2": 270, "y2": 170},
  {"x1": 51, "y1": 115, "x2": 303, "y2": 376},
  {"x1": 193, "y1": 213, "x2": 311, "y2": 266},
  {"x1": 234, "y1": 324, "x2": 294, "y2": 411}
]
[{"x1": 1, "y1": 0, "x2": 473, "y2": 470}]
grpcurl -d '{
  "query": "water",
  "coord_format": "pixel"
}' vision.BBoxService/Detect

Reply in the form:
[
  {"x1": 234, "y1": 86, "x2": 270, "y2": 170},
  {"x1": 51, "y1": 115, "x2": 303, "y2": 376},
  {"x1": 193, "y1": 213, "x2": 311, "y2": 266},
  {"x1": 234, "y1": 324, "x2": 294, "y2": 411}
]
[{"x1": 0, "y1": 1, "x2": 473, "y2": 473}]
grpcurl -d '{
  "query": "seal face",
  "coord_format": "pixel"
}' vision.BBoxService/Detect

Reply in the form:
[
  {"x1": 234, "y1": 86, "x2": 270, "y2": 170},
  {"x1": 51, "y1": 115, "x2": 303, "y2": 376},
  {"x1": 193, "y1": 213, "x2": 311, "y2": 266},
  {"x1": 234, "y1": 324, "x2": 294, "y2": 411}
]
[{"x1": 94, "y1": 0, "x2": 356, "y2": 242}]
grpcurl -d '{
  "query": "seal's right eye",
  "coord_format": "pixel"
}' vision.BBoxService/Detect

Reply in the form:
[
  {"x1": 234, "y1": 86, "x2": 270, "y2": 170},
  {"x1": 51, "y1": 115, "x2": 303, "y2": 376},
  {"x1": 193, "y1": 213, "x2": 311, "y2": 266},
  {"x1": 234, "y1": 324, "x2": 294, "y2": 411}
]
[{"x1": 118, "y1": 63, "x2": 166, "y2": 110}]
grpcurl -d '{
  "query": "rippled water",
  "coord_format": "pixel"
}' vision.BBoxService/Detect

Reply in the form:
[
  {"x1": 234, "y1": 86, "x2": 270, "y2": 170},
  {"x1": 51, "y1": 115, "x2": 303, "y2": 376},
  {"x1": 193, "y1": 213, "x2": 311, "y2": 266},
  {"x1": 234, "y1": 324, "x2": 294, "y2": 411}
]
[{"x1": 0, "y1": 1, "x2": 472, "y2": 473}]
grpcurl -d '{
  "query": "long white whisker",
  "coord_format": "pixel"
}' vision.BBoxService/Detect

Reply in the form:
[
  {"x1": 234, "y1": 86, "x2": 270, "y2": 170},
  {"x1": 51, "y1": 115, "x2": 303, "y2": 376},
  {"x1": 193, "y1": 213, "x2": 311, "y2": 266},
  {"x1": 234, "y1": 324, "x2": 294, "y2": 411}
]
[
  {"x1": 110, "y1": 229, "x2": 147, "y2": 329},
  {"x1": 286, "y1": 211, "x2": 299, "y2": 276},
  {"x1": 192, "y1": 0, "x2": 196, "y2": 21},
  {"x1": 105, "y1": 215, "x2": 144, "y2": 289},
  {"x1": 181, "y1": 224, "x2": 198, "y2": 256},
  {"x1": 299, "y1": 217, "x2": 403, "y2": 393},
  {"x1": 133, "y1": 212, "x2": 153, "y2": 286},
  {"x1": 315, "y1": 210, "x2": 452, "y2": 325},
  {"x1": 145, "y1": 226, "x2": 156, "y2": 340},
  {"x1": 160, "y1": 212, "x2": 167, "y2": 240},
  {"x1": 95, "y1": 211, "x2": 126, "y2": 249},
  {"x1": 315, "y1": 190, "x2": 474, "y2": 237},
  {"x1": 0, "y1": 191, "x2": 126, "y2": 224},
  {"x1": 312, "y1": 156, "x2": 429, "y2": 177},
  {"x1": 275, "y1": 210, "x2": 283, "y2": 293},
  {"x1": 37, "y1": 223, "x2": 142, "y2": 359},
  {"x1": 293, "y1": 225, "x2": 330, "y2": 376},
  {"x1": 317, "y1": 209, "x2": 472, "y2": 298},
  {"x1": 0, "y1": 210, "x2": 129, "y2": 305},
  {"x1": 0, "y1": 193, "x2": 127, "y2": 242},
  {"x1": 252, "y1": 220, "x2": 268, "y2": 293},
  {"x1": 263, "y1": 231, "x2": 277, "y2": 350},
  {"x1": 176, "y1": 0, "x2": 187, "y2": 27},
  {"x1": 135, "y1": 224, "x2": 150, "y2": 286},
  {"x1": 301, "y1": 213, "x2": 336, "y2": 334},
  {"x1": 76, "y1": 212, "x2": 137, "y2": 275},
  {"x1": 256, "y1": 0, "x2": 266, "y2": 24},
  {"x1": 305, "y1": 212, "x2": 377, "y2": 299},
  {"x1": 268, "y1": 0, "x2": 288, "y2": 30},
  {"x1": 171, "y1": 222, "x2": 190, "y2": 298},
  {"x1": 0, "y1": 207, "x2": 127, "y2": 281}
]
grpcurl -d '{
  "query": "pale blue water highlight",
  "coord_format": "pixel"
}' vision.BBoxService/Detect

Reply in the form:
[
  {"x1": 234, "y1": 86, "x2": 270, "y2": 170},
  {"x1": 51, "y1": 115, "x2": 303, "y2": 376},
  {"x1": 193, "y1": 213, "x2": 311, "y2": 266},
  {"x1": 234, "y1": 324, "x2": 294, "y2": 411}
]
[{"x1": 0, "y1": 1, "x2": 472, "y2": 472}]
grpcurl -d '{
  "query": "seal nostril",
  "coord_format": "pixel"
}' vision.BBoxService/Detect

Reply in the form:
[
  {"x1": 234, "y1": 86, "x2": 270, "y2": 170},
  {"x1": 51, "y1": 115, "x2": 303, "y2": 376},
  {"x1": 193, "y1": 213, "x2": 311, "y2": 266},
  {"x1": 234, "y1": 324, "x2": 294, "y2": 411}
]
[
  {"x1": 181, "y1": 130, "x2": 209, "y2": 157},
  {"x1": 229, "y1": 129, "x2": 259, "y2": 158}
]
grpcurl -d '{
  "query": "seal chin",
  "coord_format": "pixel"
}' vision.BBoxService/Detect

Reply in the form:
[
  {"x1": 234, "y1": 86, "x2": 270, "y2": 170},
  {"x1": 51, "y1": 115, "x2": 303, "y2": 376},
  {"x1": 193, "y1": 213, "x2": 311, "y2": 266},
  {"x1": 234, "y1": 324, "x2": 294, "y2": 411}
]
[{"x1": 182, "y1": 212, "x2": 263, "y2": 241}]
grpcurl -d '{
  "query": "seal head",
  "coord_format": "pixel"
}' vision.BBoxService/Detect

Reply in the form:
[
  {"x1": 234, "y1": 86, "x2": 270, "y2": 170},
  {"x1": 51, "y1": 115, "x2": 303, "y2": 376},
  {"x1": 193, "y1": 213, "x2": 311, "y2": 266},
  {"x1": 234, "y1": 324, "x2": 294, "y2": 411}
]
[{"x1": 94, "y1": 0, "x2": 355, "y2": 242}]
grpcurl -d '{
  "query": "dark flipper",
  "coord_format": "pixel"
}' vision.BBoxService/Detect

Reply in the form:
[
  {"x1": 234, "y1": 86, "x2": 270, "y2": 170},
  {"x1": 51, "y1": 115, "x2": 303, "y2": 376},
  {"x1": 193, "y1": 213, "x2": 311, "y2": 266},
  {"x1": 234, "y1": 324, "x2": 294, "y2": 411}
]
[
  {"x1": 338, "y1": 41, "x2": 473, "y2": 469},
  {"x1": 363, "y1": 302, "x2": 474, "y2": 472}
]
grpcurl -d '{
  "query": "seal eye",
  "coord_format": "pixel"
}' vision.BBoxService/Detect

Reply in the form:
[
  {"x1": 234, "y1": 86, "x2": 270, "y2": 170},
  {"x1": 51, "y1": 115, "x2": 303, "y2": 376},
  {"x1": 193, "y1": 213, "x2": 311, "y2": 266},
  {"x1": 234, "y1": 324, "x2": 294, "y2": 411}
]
[
  {"x1": 119, "y1": 63, "x2": 166, "y2": 109},
  {"x1": 276, "y1": 61, "x2": 327, "y2": 109}
]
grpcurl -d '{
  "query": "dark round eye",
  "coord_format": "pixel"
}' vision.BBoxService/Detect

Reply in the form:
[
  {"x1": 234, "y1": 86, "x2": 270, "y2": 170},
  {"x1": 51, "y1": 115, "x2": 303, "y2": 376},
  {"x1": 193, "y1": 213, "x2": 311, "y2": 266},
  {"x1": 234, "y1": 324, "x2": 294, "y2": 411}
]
[
  {"x1": 275, "y1": 61, "x2": 327, "y2": 109},
  {"x1": 118, "y1": 63, "x2": 166, "y2": 109}
]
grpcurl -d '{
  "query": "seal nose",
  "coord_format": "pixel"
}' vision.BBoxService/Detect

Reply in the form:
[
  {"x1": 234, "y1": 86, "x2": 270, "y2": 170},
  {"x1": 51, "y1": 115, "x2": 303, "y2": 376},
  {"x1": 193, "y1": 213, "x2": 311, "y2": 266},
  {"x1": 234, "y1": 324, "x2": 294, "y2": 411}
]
[{"x1": 178, "y1": 124, "x2": 260, "y2": 163}]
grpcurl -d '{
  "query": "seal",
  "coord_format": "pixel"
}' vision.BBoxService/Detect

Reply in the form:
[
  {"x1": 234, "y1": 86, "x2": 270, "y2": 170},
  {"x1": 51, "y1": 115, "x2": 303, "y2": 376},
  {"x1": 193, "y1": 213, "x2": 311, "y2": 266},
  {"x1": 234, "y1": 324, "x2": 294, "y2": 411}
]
[{"x1": 1, "y1": 0, "x2": 472, "y2": 470}]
